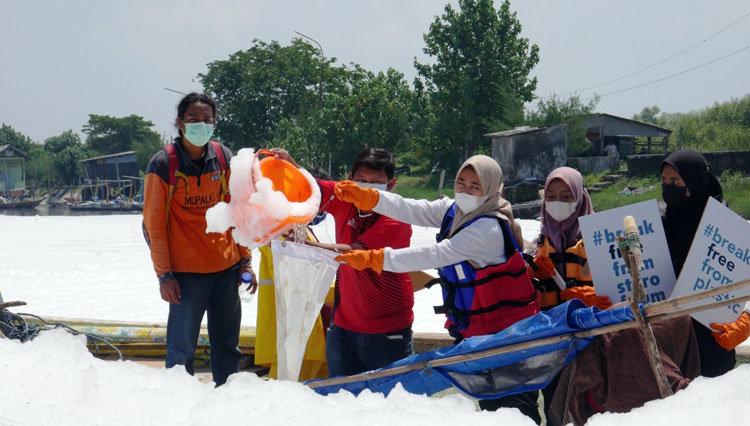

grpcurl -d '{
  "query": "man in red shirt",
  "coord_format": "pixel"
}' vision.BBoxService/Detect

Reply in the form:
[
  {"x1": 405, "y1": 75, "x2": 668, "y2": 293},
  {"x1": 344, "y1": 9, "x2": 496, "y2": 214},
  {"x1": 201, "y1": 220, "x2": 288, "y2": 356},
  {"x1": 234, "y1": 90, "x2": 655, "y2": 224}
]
[{"x1": 273, "y1": 147, "x2": 414, "y2": 377}]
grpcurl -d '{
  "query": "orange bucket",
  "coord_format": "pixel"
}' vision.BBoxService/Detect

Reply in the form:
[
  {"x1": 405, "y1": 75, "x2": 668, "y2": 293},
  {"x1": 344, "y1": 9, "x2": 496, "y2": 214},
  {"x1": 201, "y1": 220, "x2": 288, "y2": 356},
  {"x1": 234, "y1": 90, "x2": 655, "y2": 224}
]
[{"x1": 254, "y1": 150, "x2": 316, "y2": 238}]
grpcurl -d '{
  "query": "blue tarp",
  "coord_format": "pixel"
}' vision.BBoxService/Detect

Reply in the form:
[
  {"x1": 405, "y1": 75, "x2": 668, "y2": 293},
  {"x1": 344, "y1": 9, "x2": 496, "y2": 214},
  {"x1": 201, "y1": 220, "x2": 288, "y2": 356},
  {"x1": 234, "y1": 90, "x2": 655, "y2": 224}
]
[{"x1": 307, "y1": 300, "x2": 637, "y2": 399}]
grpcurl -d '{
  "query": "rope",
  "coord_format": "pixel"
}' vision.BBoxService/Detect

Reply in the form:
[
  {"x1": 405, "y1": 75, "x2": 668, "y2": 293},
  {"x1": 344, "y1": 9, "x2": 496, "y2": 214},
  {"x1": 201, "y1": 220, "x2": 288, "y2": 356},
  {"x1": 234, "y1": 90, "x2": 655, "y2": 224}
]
[{"x1": 0, "y1": 308, "x2": 123, "y2": 361}]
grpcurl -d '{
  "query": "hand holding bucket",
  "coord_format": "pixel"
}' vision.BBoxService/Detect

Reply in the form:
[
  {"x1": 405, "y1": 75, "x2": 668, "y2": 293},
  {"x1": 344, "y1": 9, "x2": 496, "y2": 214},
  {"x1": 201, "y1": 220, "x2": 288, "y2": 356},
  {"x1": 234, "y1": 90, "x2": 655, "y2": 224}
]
[{"x1": 205, "y1": 148, "x2": 321, "y2": 248}]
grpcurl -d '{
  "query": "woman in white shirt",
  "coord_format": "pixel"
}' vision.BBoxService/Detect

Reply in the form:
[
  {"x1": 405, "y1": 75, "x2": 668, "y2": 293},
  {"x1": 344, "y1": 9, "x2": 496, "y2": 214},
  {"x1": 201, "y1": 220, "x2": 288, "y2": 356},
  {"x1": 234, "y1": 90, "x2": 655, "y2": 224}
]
[{"x1": 334, "y1": 154, "x2": 542, "y2": 421}]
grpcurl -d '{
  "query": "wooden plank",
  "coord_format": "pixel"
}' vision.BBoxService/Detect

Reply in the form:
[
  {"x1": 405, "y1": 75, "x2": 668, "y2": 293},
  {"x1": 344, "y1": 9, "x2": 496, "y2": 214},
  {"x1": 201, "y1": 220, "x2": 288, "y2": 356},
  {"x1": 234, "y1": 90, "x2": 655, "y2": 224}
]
[{"x1": 307, "y1": 281, "x2": 750, "y2": 390}]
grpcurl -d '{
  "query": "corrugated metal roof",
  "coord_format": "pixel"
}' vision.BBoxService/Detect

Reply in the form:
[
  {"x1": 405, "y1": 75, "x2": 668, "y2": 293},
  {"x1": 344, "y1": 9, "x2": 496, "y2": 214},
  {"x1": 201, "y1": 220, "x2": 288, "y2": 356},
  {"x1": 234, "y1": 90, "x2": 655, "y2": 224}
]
[
  {"x1": 0, "y1": 144, "x2": 30, "y2": 160},
  {"x1": 484, "y1": 126, "x2": 547, "y2": 138},
  {"x1": 582, "y1": 113, "x2": 672, "y2": 137},
  {"x1": 81, "y1": 151, "x2": 137, "y2": 163}
]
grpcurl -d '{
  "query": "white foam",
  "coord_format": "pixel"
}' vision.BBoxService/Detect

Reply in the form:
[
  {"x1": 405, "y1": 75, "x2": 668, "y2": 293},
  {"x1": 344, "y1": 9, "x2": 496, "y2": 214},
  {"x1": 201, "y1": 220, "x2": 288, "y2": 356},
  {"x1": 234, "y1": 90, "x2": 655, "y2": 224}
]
[
  {"x1": 0, "y1": 329, "x2": 533, "y2": 426},
  {"x1": 205, "y1": 148, "x2": 321, "y2": 248}
]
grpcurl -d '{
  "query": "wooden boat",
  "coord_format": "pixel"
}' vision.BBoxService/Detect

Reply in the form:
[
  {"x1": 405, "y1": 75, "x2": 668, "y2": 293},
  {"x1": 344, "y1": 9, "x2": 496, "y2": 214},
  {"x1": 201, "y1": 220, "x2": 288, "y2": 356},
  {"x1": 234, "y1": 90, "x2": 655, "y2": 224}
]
[
  {"x1": 67, "y1": 200, "x2": 141, "y2": 212},
  {"x1": 23, "y1": 316, "x2": 452, "y2": 358},
  {"x1": 0, "y1": 199, "x2": 43, "y2": 209}
]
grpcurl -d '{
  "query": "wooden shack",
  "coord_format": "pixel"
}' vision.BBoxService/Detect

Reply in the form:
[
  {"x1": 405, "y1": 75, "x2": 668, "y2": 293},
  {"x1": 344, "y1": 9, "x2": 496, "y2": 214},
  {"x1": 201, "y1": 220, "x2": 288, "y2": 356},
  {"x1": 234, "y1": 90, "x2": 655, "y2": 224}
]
[{"x1": 0, "y1": 144, "x2": 30, "y2": 198}]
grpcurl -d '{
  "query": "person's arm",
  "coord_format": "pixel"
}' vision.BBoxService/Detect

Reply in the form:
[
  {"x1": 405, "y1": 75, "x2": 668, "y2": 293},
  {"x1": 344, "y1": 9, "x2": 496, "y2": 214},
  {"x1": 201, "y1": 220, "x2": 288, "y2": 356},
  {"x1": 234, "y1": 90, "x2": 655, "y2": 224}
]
[
  {"x1": 383, "y1": 218, "x2": 505, "y2": 273},
  {"x1": 305, "y1": 240, "x2": 361, "y2": 252},
  {"x1": 142, "y1": 157, "x2": 181, "y2": 304},
  {"x1": 373, "y1": 190, "x2": 452, "y2": 228},
  {"x1": 315, "y1": 178, "x2": 339, "y2": 215},
  {"x1": 334, "y1": 181, "x2": 451, "y2": 228}
]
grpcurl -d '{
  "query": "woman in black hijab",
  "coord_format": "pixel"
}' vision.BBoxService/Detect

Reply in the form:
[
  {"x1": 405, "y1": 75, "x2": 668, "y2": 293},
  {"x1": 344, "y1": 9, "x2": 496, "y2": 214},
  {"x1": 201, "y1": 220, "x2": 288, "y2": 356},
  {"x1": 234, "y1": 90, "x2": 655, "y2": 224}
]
[{"x1": 661, "y1": 149, "x2": 749, "y2": 377}]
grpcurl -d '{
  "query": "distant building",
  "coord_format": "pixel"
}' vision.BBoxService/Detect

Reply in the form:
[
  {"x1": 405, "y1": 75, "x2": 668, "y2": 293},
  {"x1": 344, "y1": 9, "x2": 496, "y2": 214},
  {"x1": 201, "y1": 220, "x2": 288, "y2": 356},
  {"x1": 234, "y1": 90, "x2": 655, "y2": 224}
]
[
  {"x1": 0, "y1": 144, "x2": 30, "y2": 197},
  {"x1": 486, "y1": 125, "x2": 568, "y2": 204},
  {"x1": 81, "y1": 151, "x2": 138, "y2": 181},
  {"x1": 581, "y1": 113, "x2": 672, "y2": 156},
  {"x1": 486, "y1": 125, "x2": 568, "y2": 185}
]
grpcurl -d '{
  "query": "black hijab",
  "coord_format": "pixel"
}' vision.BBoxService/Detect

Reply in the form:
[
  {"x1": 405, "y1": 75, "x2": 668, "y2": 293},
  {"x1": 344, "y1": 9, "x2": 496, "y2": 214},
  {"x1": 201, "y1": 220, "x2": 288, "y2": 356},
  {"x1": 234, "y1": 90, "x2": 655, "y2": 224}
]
[{"x1": 661, "y1": 149, "x2": 723, "y2": 276}]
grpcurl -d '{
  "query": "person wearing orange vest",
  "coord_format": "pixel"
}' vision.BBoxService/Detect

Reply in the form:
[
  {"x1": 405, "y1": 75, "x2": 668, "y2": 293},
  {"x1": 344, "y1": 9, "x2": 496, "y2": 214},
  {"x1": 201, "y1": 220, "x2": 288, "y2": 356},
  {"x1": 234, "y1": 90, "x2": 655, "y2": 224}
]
[
  {"x1": 529, "y1": 166, "x2": 610, "y2": 422},
  {"x1": 142, "y1": 92, "x2": 255, "y2": 386},
  {"x1": 530, "y1": 167, "x2": 610, "y2": 311}
]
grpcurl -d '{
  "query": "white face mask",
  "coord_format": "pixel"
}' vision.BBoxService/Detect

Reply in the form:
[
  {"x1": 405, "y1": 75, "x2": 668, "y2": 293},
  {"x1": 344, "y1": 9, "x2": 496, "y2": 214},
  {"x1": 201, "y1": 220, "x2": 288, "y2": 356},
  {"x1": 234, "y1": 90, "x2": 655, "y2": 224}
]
[
  {"x1": 454, "y1": 192, "x2": 488, "y2": 213},
  {"x1": 355, "y1": 181, "x2": 388, "y2": 191},
  {"x1": 546, "y1": 201, "x2": 577, "y2": 222}
]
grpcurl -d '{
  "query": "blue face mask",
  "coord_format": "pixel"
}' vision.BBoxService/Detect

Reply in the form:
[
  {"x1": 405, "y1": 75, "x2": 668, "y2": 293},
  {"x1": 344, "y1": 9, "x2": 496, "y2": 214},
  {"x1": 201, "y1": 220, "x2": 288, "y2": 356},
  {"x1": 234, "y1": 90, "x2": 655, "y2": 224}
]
[{"x1": 183, "y1": 122, "x2": 214, "y2": 147}]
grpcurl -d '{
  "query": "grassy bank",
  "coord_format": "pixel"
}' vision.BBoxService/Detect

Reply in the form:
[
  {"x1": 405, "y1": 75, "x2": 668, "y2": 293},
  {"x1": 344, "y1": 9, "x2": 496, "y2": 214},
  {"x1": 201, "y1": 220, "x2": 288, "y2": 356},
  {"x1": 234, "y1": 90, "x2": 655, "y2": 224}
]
[
  {"x1": 587, "y1": 175, "x2": 662, "y2": 212},
  {"x1": 394, "y1": 174, "x2": 454, "y2": 200},
  {"x1": 720, "y1": 171, "x2": 750, "y2": 218},
  {"x1": 394, "y1": 169, "x2": 750, "y2": 220},
  {"x1": 587, "y1": 171, "x2": 750, "y2": 219}
]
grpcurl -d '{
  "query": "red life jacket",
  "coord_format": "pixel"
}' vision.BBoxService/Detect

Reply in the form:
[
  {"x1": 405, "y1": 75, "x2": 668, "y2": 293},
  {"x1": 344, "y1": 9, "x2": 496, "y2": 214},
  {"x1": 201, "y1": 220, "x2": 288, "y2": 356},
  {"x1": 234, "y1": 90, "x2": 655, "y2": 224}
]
[{"x1": 433, "y1": 204, "x2": 539, "y2": 339}]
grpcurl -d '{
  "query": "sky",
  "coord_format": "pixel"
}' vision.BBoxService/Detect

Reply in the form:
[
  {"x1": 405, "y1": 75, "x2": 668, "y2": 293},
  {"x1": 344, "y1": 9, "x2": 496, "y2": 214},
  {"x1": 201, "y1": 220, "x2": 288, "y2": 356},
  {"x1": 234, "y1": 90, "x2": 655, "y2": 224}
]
[{"x1": 2, "y1": 0, "x2": 749, "y2": 144}]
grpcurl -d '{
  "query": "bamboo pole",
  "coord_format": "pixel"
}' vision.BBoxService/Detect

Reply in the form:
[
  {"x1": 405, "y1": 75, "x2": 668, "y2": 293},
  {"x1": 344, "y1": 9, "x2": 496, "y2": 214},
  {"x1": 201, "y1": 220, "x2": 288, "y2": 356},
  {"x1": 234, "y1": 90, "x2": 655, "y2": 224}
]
[
  {"x1": 646, "y1": 279, "x2": 750, "y2": 316},
  {"x1": 621, "y1": 241, "x2": 672, "y2": 398},
  {"x1": 307, "y1": 280, "x2": 750, "y2": 390}
]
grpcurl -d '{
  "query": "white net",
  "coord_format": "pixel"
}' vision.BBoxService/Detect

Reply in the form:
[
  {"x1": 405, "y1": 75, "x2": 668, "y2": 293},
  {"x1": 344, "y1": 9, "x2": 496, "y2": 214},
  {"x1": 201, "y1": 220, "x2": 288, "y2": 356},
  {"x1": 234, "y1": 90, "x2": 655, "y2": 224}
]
[{"x1": 271, "y1": 240, "x2": 339, "y2": 381}]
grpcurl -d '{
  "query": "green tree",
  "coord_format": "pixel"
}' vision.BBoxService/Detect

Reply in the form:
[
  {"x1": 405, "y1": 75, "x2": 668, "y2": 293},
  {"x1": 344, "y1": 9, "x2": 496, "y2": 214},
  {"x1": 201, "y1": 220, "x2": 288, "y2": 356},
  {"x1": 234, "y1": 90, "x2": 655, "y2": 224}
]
[
  {"x1": 82, "y1": 114, "x2": 162, "y2": 170},
  {"x1": 315, "y1": 67, "x2": 419, "y2": 175},
  {"x1": 200, "y1": 39, "x2": 332, "y2": 151},
  {"x1": 632, "y1": 105, "x2": 662, "y2": 125},
  {"x1": 44, "y1": 130, "x2": 85, "y2": 184},
  {"x1": 657, "y1": 95, "x2": 750, "y2": 152},
  {"x1": 201, "y1": 39, "x2": 423, "y2": 176},
  {"x1": 270, "y1": 67, "x2": 421, "y2": 177},
  {"x1": 0, "y1": 123, "x2": 35, "y2": 154},
  {"x1": 526, "y1": 94, "x2": 599, "y2": 157},
  {"x1": 415, "y1": 0, "x2": 539, "y2": 165}
]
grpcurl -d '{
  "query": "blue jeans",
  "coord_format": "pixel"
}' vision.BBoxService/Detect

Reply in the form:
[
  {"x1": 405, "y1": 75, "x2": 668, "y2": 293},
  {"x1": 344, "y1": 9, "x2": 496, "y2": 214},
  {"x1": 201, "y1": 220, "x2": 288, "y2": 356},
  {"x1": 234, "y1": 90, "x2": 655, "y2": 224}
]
[
  {"x1": 326, "y1": 324, "x2": 413, "y2": 377},
  {"x1": 166, "y1": 264, "x2": 242, "y2": 386}
]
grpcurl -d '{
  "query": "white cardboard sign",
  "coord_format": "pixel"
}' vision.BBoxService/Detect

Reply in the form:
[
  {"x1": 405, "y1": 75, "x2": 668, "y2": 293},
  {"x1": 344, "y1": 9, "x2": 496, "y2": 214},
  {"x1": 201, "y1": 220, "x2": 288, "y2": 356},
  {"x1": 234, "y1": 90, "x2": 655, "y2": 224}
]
[
  {"x1": 670, "y1": 197, "x2": 750, "y2": 328},
  {"x1": 579, "y1": 199, "x2": 676, "y2": 305}
]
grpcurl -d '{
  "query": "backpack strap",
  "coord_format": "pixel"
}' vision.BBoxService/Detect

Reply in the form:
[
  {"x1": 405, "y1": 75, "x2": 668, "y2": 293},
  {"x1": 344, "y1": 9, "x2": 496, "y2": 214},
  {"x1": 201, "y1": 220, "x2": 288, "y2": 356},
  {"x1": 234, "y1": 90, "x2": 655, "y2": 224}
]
[
  {"x1": 163, "y1": 144, "x2": 190, "y2": 232},
  {"x1": 210, "y1": 141, "x2": 229, "y2": 202},
  {"x1": 164, "y1": 144, "x2": 178, "y2": 232}
]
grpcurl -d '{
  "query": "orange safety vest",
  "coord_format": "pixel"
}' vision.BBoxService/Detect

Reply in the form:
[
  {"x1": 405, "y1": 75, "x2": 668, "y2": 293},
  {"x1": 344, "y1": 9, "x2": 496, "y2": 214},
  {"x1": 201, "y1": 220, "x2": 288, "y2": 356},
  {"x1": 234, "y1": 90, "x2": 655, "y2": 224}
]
[
  {"x1": 534, "y1": 235, "x2": 593, "y2": 310},
  {"x1": 164, "y1": 141, "x2": 228, "y2": 230},
  {"x1": 143, "y1": 140, "x2": 247, "y2": 276}
]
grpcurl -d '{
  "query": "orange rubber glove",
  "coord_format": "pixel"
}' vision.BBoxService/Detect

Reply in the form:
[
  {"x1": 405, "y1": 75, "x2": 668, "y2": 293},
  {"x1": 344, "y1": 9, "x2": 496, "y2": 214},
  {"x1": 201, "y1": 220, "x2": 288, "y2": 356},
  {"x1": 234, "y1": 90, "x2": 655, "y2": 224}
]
[
  {"x1": 560, "y1": 286, "x2": 612, "y2": 310},
  {"x1": 531, "y1": 255, "x2": 555, "y2": 280},
  {"x1": 334, "y1": 181, "x2": 380, "y2": 211},
  {"x1": 711, "y1": 312, "x2": 750, "y2": 351},
  {"x1": 335, "y1": 248, "x2": 385, "y2": 274}
]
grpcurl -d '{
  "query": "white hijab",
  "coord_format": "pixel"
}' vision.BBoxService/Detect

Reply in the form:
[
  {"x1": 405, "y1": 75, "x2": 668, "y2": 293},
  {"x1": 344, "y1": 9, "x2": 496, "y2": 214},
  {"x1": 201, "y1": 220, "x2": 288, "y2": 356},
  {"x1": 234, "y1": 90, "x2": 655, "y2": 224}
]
[{"x1": 448, "y1": 155, "x2": 524, "y2": 249}]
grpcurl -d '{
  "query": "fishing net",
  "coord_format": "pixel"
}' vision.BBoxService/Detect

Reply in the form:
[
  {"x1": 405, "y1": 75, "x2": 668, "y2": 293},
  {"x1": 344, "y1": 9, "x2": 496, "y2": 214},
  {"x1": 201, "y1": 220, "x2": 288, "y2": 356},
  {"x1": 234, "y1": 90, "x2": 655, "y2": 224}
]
[{"x1": 271, "y1": 239, "x2": 339, "y2": 381}]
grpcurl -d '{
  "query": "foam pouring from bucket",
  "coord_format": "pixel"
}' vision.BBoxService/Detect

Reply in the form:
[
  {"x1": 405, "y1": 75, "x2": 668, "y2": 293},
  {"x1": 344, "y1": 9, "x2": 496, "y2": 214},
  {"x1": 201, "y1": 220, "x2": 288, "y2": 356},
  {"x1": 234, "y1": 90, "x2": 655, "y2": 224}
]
[{"x1": 205, "y1": 148, "x2": 321, "y2": 248}]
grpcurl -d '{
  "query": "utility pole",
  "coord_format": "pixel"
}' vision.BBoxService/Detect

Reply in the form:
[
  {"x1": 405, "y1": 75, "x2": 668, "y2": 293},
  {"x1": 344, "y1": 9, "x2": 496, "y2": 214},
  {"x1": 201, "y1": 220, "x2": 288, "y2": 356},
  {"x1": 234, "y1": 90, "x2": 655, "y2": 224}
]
[
  {"x1": 294, "y1": 31, "x2": 324, "y2": 108},
  {"x1": 295, "y1": 31, "x2": 327, "y2": 174}
]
